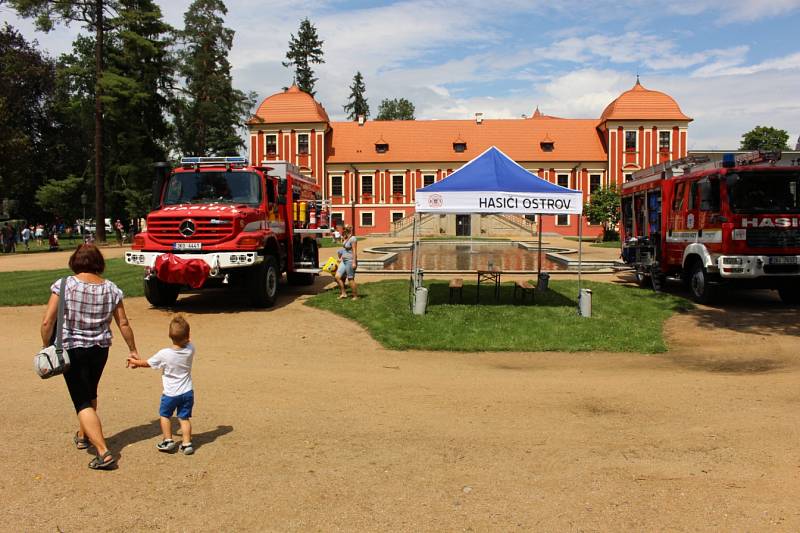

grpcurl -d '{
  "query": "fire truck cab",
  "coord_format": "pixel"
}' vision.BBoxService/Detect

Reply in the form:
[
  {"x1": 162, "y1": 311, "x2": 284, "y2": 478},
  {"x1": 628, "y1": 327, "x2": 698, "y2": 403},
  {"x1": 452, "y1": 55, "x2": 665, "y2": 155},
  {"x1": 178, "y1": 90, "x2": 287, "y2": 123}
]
[
  {"x1": 126, "y1": 156, "x2": 327, "y2": 307},
  {"x1": 620, "y1": 151, "x2": 800, "y2": 303}
]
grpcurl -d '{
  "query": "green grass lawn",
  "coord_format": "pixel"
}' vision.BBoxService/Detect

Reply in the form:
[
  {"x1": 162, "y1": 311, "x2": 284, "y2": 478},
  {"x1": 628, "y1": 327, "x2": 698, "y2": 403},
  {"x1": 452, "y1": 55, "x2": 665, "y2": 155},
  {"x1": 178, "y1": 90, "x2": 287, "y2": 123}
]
[
  {"x1": 319, "y1": 236, "x2": 367, "y2": 248},
  {"x1": 306, "y1": 279, "x2": 691, "y2": 353},
  {"x1": 0, "y1": 258, "x2": 144, "y2": 306}
]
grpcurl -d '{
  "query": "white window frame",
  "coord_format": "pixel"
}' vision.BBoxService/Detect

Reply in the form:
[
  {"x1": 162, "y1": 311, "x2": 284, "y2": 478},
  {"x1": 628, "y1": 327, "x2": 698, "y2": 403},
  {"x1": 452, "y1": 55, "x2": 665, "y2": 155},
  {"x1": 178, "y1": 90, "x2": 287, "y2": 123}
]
[
  {"x1": 361, "y1": 174, "x2": 374, "y2": 196},
  {"x1": 360, "y1": 210, "x2": 375, "y2": 227},
  {"x1": 556, "y1": 173, "x2": 570, "y2": 189},
  {"x1": 556, "y1": 214, "x2": 570, "y2": 226},
  {"x1": 624, "y1": 130, "x2": 637, "y2": 152},
  {"x1": 330, "y1": 211, "x2": 345, "y2": 227},
  {"x1": 391, "y1": 174, "x2": 405, "y2": 196},
  {"x1": 422, "y1": 174, "x2": 436, "y2": 187},
  {"x1": 390, "y1": 210, "x2": 406, "y2": 223},
  {"x1": 297, "y1": 132, "x2": 310, "y2": 155},
  {"x1": 265, "y1": 133, "x2": 278, "y2": 156},
  {"x1": 624, "y1": 172, "x2": 633, "y2": 183},
  {"x1": 330, "y1": 174, "x2": 344, "y2": 197},
  {"x1": 658, "y1": 130, "x2": 671, "y2": 152}
]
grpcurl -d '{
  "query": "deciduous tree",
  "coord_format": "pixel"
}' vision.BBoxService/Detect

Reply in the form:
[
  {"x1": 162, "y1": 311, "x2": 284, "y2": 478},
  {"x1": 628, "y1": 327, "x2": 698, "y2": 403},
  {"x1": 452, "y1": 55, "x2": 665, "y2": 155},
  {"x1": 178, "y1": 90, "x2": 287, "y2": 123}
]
[
  {"x1": 282, "y1": 18, "x2": 324, "y2": 96},
  {"x1": 376, "y1": 97, "x2": 415, "y2": 120},
  {"x1": 8, "y1": 0, "x2": 118, "y2": 241},
  {"x1": 740, "y1": 125, "x2": 790, "y2": 152},
  {"x1": 584, "y1": 185, "x2": 621, "y2": 241}
]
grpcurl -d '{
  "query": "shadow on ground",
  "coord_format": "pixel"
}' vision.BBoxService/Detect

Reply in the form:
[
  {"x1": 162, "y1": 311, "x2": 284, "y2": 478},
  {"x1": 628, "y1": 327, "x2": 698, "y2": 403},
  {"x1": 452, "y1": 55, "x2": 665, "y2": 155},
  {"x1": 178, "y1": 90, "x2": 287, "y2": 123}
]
[{"x1": 426, "y1": 281, "x2": 576, "y2": 307}]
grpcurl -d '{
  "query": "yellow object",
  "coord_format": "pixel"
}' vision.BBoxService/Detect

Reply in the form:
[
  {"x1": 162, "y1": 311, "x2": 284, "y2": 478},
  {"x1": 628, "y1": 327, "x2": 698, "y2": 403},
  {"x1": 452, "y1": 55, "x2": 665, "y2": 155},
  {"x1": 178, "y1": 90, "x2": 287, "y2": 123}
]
[
  {"x1": 322, "y1": 256, "x2": 339, "y2": 273},
  {"x1": 299, "y1": 201, "x2": 307, "y2": 223},
  {"x1": 293, "y1": 202, "x2": 299, "y2": 221}
]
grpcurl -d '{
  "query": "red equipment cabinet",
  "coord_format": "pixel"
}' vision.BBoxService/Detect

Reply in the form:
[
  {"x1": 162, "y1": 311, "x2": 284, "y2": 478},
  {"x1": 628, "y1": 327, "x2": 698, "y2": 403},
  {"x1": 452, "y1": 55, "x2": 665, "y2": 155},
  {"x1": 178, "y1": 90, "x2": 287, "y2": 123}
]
[
  {"x1": 620, "y1": 151, "x2": 800, "y2": 303},
  {"x1": 126, "y1": 157, "x2": 326, "y2": 307}
]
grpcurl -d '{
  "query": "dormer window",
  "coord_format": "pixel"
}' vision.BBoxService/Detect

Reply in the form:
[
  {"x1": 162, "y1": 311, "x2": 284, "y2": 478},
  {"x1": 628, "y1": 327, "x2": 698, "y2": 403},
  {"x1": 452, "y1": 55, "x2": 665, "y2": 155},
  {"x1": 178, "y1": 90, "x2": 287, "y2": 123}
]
[
  {"x1": 540, "y1": 134, "x2": 555, "y2": 152},
  {"x1": 453, "y1": 142, "x2": 467, "y2": 153},
  {"x1": 375, "y1": 137, "x2": 389, "y2": 153}
]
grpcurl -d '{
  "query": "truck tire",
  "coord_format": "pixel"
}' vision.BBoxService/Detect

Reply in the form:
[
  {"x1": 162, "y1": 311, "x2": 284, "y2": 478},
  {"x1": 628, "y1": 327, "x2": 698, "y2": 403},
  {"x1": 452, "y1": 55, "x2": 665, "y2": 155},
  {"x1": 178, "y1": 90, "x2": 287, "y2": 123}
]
[
  {"x1": 144, "y1": 277, "x2": 179, "y2": 307},
  {"x1": 249, "y1": 255, "x2": 279, "y2": 307},
  {"x1": 634, "y1": 271, "x2": 651, "y2": 288},
  {"x1": 689, "y1": 260, "x2": 716, "y2": 304},
  {"x1": 778, "y1": 285, "x2": 800, "y2": 305}
]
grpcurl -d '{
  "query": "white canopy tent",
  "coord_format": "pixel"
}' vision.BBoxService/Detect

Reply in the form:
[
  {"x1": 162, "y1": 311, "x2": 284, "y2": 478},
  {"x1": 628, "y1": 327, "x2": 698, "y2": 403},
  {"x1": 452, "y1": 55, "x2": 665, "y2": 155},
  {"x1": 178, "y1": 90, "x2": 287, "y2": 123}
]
[{"x1": 411, "y1": 146, "x2": 588, "y2": 313}]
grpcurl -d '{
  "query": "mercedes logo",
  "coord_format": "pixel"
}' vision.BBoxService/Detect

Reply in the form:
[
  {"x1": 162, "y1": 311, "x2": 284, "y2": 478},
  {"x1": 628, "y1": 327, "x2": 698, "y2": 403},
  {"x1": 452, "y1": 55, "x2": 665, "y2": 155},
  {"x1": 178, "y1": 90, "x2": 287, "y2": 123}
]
[{"x1": 178, "y1": 219, "x2": 196, "y2": 237}]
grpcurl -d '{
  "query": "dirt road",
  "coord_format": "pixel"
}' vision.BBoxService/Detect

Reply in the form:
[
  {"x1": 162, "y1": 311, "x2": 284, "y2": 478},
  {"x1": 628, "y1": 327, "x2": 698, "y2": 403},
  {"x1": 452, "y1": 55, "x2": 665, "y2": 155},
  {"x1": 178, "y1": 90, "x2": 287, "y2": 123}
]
[{"x1": 1, "y1": 276, "x2": 798, "y2": 531}]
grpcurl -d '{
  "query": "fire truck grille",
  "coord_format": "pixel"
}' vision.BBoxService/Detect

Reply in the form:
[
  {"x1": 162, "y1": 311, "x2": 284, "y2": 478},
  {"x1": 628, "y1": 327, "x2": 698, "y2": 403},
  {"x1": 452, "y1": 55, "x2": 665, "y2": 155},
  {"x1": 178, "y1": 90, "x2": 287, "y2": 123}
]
[
  {"x1": 745, "y1": 228, "x2": 800, "y2": 248},
  {"x1": 148, "y1": 216, "x2": 235, "y2": 245}
]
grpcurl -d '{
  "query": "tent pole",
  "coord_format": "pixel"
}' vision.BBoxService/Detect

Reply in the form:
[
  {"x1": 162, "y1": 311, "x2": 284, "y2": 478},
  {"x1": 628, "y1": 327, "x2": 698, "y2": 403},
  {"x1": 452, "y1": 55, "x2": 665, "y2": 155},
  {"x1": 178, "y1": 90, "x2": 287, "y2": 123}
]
[
  {"x1": 578, "y1": 215, "x2": 583, "y2": 294},
  {"x1": 537, "y1": 215, "x2": 542, "y2": 278}
]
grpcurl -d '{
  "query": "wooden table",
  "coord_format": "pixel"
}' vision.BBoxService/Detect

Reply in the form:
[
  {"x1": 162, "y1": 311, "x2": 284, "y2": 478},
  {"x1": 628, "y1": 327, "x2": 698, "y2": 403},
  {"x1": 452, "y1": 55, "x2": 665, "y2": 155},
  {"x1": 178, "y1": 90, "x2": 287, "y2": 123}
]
[{"x1": 476, "y1": 268, "x2": 502, "y2": 303}]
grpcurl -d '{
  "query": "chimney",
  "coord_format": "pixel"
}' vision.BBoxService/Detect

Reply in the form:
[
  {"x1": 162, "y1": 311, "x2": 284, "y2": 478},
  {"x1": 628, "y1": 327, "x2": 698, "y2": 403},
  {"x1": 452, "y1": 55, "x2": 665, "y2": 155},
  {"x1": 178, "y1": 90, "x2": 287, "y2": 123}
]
[
  {"x1": 358, "y1": 115, "x2": 365, "y2": 126},
  {"x1": 475, "y1": 112, "x2": 483, "y2": 125}
]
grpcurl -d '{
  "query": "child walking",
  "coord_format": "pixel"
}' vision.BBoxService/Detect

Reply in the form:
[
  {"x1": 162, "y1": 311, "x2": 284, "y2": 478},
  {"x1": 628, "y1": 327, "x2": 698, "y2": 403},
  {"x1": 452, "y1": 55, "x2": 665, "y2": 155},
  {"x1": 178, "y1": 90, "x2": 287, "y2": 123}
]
[{"x1": 128, "y1": 314, "x2": 196, "y2": 455}]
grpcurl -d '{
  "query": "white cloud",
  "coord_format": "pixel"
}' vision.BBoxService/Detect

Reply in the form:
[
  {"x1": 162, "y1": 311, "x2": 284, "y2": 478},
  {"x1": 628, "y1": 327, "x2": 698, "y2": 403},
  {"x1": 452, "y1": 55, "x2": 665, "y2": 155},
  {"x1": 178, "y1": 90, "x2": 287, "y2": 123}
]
[{"x1": 667, "y1": 0, "x2": 800, "y2": 24}]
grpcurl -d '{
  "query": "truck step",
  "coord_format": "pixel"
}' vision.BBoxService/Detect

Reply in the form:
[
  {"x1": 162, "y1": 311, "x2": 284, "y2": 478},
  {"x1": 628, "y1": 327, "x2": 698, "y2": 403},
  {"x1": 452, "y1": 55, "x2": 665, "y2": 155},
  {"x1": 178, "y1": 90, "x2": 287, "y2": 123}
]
[{"x1": 293, "y1": 268, "x2": 321, "y2": 274}]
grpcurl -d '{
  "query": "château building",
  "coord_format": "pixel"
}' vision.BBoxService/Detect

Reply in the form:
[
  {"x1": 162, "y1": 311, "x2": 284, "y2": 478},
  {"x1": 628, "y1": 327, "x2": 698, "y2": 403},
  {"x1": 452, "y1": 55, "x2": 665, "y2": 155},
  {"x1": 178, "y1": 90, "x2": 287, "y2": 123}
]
[{"x1": 247, "y1": 80, "x2": 691, "y2": 236}]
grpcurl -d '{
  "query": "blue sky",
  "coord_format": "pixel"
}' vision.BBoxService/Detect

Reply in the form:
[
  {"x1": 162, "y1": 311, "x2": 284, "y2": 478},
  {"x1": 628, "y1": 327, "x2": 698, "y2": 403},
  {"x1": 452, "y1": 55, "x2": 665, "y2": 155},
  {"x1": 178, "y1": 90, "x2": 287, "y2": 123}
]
[{"x1": 4, "y1": 0, "x2": 800, "y2": 149}]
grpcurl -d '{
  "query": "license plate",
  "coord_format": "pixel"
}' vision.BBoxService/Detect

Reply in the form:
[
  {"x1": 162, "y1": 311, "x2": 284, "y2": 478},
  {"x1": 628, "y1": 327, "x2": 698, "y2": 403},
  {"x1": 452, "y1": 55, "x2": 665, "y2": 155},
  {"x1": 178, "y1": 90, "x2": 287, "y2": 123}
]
[
  {"x1": 173, "y1": 242, "x2": 202, "y2": 251},
  {"x1": 769, "y1": 256, "x2": 798, "y2": 265}
]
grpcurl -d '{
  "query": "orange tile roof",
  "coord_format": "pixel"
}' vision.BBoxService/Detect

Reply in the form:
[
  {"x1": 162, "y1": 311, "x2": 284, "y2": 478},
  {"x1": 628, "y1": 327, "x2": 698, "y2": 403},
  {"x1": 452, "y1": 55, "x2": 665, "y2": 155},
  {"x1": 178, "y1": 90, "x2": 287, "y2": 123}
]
[
  {"x1": 327, "y1": 117, "x2": 607, "y2": 164},
  {"x1": 248, "y1": 84, "x2": 330, "y2": 125},
  {"x1": 600, "y1": 80, "x2": 691, "y2": 122}
]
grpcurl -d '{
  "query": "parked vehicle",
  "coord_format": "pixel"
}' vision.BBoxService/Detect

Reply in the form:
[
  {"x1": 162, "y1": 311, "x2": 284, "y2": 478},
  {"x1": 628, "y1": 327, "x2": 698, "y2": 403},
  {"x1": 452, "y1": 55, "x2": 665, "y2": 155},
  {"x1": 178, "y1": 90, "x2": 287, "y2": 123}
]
[
  {"x1": 126, "y1": 157, "x2": 326, "y2": 307},
  {"x1": 620, "y1": 150, "x2": 800, "y2": 303}
]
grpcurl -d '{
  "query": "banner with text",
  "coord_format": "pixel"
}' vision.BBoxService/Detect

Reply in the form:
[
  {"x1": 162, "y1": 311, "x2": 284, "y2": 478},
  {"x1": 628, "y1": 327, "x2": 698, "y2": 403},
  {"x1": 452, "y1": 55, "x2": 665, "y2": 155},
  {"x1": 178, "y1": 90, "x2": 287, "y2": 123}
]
[{"x1": 416, "y1": 191, "x2": 583, "y2": 215}]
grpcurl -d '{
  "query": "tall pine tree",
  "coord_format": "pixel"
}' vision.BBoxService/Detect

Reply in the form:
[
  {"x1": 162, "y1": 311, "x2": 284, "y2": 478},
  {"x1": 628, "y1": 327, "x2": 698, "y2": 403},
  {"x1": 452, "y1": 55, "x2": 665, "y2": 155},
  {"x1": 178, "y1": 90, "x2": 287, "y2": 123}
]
[
  {"x1": 283, "y1": 18, "x2": 324, "y2": 96},
  {"x1": 8, "y1": 0, "x2": 117, "y2": 241},
  {"x1": 342, "y1": 71, "x2": 369, "y2": 121},
  {"x1": 103, "y1": 0, "x2": 174, "y2": 219},
  {"x1": 174, "y1": 0, "x2": 254, "y2": 156}
]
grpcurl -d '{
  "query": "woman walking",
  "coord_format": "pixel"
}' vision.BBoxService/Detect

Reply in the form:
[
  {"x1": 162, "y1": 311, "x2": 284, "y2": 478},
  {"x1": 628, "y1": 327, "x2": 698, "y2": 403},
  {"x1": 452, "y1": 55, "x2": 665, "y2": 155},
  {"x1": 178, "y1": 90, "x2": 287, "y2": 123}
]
[
  {"x1": 334, "y1": 224, "x2": 359, "y2": 300},
  {"x1": 40, "y1": 244, "x2": 139, "y2": 470}
]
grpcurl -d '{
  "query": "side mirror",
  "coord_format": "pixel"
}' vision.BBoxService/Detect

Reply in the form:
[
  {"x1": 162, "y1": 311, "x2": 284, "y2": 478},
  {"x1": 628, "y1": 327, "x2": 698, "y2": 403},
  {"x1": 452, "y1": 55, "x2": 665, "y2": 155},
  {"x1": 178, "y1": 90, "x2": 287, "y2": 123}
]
[{"x1": 151, "y1": 162, "x2": 170, "y2": 210}]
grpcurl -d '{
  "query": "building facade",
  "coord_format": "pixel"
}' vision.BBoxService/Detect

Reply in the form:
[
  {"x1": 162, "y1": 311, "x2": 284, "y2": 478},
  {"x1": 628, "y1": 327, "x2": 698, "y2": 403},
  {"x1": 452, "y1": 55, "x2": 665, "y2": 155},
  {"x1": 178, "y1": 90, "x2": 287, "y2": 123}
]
[{"x1": 247, "y1": 81, "x2": 691, "y2": 236}]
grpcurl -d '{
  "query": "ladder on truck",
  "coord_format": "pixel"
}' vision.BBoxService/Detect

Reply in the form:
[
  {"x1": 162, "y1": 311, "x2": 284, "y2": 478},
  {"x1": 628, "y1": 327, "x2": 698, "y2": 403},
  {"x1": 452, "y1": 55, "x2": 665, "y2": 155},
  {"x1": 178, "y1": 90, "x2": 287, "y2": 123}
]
[{"x1": 630, "y1": 150, "x2": 783, "y2": 183}]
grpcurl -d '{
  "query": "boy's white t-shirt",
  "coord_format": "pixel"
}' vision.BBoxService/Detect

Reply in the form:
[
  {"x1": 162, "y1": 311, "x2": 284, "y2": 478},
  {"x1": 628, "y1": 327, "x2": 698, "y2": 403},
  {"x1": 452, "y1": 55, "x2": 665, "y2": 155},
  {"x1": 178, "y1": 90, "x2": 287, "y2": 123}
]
[{"x1": 147, "y1": 342, "x2": 195, "y2": 397}]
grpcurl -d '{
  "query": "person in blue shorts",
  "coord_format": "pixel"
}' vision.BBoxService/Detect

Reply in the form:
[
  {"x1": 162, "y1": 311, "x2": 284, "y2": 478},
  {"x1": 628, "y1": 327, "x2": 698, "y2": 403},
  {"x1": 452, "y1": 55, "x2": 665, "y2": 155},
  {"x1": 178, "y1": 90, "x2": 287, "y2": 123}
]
[
  {"x1": 128, "y1": 314, "x2": 196, "y2": 455},
  {"x1": 335, "y1": 224, "x2": 358, "y2": 300}
]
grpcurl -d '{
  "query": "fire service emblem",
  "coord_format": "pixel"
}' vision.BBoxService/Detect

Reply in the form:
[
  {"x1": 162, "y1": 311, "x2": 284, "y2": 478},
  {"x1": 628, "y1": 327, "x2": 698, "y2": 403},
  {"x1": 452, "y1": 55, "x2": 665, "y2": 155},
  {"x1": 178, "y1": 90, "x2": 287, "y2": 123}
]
[{"x1": 428, "y1": 194, "x2": 444, "y2": 208}]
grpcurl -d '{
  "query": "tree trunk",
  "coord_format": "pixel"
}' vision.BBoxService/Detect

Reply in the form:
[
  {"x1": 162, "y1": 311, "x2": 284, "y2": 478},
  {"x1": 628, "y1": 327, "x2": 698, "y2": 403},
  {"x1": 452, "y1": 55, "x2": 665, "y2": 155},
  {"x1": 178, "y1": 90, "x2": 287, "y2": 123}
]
[{"x1": 94, "y1": 0, "x2": 105, "y2": 243}]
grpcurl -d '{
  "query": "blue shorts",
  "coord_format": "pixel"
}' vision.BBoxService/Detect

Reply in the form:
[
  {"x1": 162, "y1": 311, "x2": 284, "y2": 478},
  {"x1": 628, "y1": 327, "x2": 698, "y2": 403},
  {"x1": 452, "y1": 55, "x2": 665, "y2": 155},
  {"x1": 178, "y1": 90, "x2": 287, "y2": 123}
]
[
  {"x1": 159, "y1": 390, "x2": 194, "y2": 419},
  {"x1": 336, "y1": 260, "x2": 355, "y2": 280}
]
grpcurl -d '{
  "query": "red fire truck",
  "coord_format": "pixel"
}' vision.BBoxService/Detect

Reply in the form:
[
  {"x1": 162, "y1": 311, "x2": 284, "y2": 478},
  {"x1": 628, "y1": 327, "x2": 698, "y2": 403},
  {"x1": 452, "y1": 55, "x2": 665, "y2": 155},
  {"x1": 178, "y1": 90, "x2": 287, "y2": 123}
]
[
  {"x1": 620, "y1": 151, "x2": 800, "y2": 303},
  {"x1": 126, "y1": 157, "x2": 326, "y2": 307}
]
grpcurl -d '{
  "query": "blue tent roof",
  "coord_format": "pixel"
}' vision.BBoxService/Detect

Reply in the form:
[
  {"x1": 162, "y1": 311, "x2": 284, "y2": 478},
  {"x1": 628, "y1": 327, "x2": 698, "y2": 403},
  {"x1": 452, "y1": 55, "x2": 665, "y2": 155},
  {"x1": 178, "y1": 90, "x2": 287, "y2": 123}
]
[{"x1": 418, "y1": 146, "x2": 578, "y2": 194}]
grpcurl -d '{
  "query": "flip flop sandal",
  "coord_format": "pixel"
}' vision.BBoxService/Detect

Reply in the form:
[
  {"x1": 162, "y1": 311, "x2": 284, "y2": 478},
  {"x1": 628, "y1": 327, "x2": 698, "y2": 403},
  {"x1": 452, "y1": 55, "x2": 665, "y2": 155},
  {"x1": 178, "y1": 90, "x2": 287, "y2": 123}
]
[
  {"x1": 73, "y1": 432, "x2": 90, "y2": 450},
  {"x1": 88, "y1": 451, "x2": 116, "y2": 470}
]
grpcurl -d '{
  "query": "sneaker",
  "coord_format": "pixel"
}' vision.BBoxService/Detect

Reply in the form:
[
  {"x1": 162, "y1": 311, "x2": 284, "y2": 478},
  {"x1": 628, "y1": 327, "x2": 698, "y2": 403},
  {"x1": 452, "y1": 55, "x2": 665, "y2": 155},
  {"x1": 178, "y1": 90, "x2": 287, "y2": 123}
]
[
  {"x1": 180, "y1": 443, "x2": 194, "y2": 455},
  {"x1": 156, "y1": 439, "x2": 176, "y2": 452}
]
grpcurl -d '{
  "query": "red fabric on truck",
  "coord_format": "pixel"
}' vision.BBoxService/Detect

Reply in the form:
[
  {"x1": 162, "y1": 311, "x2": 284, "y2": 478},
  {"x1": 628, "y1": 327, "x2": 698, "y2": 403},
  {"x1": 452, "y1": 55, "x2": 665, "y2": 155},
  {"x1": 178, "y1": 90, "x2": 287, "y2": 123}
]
[{"x1": 153, "y1": 253, "x2": 211, "y2": 289}]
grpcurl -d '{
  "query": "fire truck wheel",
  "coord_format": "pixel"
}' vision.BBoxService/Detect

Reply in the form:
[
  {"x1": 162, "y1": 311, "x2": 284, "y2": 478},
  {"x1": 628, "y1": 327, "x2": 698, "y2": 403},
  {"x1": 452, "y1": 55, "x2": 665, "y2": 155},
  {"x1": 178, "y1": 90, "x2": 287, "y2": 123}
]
[
  {"x1": 249, "y1": 255, "x2": 279, "y2": 307},
  {"x1": 689, "y1": 261, "x2": 716, "y2": 304},
  {"x1": 144, "y1": 277, "x2": 179, "y2": 307},
  {"x1": 777, "y1": 285, "x2": 800, "y2": 305},
  {"x1": 634, "y1": 271, "x2": 651, "y2": 288}
]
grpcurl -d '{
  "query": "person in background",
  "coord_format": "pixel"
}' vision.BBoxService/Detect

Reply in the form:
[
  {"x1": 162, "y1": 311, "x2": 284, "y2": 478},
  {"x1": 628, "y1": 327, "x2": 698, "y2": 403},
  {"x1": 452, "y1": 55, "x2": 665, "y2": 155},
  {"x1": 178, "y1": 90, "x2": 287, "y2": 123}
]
[
  {"x1": 21, "y1": 225, "x2": 31, "y2": 251},
  {"x1": 40, "y1": 244, "x2": 139, "y2": 470},
  {"x1": 35, "y1": 223, "x2": 44, "y2": 246},
  {"x1": 114, "y1": 219, "x2": 124, "y2": 246},
  {"x1": 334, "y1": 224, "x2": 358, "y2": 300}
]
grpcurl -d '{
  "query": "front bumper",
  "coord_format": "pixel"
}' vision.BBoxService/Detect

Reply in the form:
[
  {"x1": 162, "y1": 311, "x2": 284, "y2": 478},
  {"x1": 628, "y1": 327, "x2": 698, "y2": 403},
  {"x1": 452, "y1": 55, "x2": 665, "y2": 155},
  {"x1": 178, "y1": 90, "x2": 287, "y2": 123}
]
[
  {"x1": 716, "y1": 255, "x2": 800, "y2": 278},
  {"x1": 125, "y1": 251, "x2": 262, "y2": 276}
]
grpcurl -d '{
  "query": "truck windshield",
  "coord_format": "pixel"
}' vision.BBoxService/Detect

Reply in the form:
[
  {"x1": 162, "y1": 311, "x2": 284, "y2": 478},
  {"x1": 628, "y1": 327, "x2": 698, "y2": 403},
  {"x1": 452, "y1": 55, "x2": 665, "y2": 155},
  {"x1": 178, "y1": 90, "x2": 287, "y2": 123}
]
[
  {"x1": 728, "y1": 170, "x2": 800, "y2": 213},
  {"x1": 163, "y1": 171, "x2": 262, "y2": 206}
]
